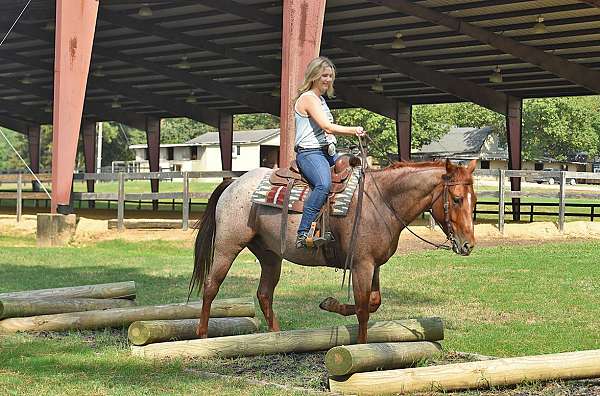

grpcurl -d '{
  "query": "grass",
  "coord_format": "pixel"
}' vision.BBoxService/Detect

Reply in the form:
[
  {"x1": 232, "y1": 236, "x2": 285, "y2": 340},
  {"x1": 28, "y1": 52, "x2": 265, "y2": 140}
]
[{"x1": 1, "y1": 236, "x2": 599, "y2": 394}]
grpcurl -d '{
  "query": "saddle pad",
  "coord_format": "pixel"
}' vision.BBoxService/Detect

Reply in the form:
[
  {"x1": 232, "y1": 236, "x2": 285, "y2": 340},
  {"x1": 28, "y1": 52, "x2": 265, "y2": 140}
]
[{"x1": 251, "y1": 168, "x2": 361, "y2": 216}]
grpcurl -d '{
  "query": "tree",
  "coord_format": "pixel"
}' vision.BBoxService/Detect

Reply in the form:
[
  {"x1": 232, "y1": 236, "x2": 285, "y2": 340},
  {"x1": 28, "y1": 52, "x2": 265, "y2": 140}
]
[
  {"x1": 160, "y1": 118, "x2": 215, "y2": 144},
  {"x1": 234, "y1": 113, "x2": 280, "y2": 130},
  {"x1": 522, "y1": 97, "x2": 600, "y2": 161}
]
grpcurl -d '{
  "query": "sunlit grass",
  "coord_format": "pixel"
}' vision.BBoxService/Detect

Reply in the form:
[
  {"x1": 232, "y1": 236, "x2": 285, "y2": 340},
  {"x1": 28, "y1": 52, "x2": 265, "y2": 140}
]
[{"x1": 0, "y1": 238, "x2": 599, "y2": 394}]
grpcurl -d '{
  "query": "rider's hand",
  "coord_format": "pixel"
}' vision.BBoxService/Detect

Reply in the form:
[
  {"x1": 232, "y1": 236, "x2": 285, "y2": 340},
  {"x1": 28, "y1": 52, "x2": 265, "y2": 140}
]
[{"x1": 355, "y1": 126, "x2": 366, "y2": 137}]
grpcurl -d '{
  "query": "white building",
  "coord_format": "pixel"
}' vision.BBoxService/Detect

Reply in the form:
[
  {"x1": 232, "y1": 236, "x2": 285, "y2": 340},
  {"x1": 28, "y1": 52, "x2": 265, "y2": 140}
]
[{"x1": 129, "y1": 129, "x2": 280, "y2": 172}]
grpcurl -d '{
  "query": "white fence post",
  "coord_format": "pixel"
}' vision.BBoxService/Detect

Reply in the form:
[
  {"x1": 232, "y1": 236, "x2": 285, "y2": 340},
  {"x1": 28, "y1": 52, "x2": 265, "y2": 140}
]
[
  {"x1": 16, "y1": 173, "x2": 22, "y2": 222},
  {"x1": 117, "y1": 172, "x2": 125, "y2": 231},
  {"x1": 558, "y1": 171, "x2": 566, "y2": 232},
  {"x1": 182, "y1": 172, "x2": 189, "y2": 231},
  {"x1": 498, "y1": 169, "x2": 505, "y2": 234}
]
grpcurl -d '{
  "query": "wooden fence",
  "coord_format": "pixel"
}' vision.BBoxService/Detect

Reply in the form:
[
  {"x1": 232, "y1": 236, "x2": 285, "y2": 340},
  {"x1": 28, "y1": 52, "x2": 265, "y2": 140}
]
[
  {"x1": 474, "y1": 169, "x2": 600, "y2": 233},
  {"x1": 2, "y1": 169, "x2": 600, "y2": 233},
  {"x1": 0, "y1": 171, "x2": 244, "y2": 230}
]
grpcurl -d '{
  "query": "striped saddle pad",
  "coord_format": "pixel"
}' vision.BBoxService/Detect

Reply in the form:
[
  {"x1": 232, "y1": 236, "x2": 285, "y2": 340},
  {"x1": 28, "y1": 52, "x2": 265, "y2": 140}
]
[{"x1": 251, "y1": 168, "x2": 361, "y2": 216}]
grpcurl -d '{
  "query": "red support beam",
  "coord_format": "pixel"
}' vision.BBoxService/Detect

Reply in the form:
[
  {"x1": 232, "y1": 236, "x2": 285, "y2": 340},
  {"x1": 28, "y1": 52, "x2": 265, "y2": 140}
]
[
  {"x1": 506, "y1": 96, "x2": 522, "y2": 221},
  {"x1": 51, "y1": 0, "x2": 99, "y2": 213},
  {"x1": 279, "y1": 0, "x2": 327, "y2": 167},
  {"x1": 218, "y1": 113, "x2": 234, "y2": 172},
  {"x1": 395, "y1": 102, "x2": 412, "y2": 162},
  {"x1": 81, "y1": 120, "x2": 96, "y2": 208},
  {"x1": 145, "y1": 117, "x2": 161, "y2": 211}
]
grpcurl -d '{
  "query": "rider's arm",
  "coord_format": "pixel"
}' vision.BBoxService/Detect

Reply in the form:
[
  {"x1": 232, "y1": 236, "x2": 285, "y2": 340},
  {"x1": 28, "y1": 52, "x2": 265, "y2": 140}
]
[{"x1": 299, "y1": 95, "x2": 365, "y2": 137}]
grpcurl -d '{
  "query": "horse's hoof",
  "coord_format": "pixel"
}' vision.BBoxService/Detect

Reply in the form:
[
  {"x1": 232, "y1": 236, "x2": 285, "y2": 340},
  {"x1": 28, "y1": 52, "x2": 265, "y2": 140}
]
[{"x1": 319, "y1": 297, "x2": 338, "y2": 311}]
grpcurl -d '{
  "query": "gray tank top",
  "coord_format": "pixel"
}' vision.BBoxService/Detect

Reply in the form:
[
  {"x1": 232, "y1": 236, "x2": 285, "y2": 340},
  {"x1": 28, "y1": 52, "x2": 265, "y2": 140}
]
[{"x1": 294, "y1": 91, "x2": 337, "y2": 149}]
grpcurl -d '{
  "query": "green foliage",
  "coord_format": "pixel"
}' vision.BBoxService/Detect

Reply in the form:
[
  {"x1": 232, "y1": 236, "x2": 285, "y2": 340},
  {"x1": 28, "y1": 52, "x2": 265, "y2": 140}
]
[
  {"x1": 0, "y1": 127, "x2": 27, "y2": 171},
  {"x1": 100, "y1": 122, "x2": 142, "y2": 166},
  {"x1": 234, "y1": 113, "x2": 280, "y2": 130},
  {"x1": 160, "y1": 117, "x2": 215, "y2": 144},
  {"x1": 522, "y1": 97, "x2": 600, "y2": 161}
]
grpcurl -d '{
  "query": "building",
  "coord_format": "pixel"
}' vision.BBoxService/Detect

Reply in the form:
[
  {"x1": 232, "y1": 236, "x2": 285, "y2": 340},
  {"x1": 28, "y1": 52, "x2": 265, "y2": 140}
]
[
  {"x1": 412, "y1": 126, "x2": 587, "y2": 172},
  {"x1": 129, "y1": 129, "x2": 280, "y2": 172}
]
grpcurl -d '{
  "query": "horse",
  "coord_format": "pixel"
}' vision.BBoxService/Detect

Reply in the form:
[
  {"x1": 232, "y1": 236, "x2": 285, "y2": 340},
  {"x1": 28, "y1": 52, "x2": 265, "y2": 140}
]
[{"x1": 189, "y1": 158, "x2": 477, "y2": 343}]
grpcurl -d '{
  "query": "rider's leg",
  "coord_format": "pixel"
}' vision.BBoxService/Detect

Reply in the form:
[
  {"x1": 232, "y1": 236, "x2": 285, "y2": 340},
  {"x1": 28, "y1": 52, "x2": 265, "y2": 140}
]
[{"x1": 296, "y1": 150, "x2": 332, "y2": 242}]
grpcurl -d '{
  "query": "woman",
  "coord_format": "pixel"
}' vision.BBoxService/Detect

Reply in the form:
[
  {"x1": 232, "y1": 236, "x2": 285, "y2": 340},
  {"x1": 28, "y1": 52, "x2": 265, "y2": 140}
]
[{"x1": 294, "y1": 56, "x2": 366, "y2": 248}]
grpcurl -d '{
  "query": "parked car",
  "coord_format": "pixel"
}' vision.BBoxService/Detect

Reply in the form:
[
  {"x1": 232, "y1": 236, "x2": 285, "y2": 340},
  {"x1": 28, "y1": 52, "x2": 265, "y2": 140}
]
[{"x1": 532, "y1": 168, "x2": 576, "y2": 185}]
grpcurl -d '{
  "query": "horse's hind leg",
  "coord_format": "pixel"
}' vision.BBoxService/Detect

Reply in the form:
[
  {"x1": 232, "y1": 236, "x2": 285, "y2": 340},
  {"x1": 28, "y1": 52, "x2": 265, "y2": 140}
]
[
  {"x1": 319, "y1": 267, "x2": 381, "y2": 315},
  {"x1": 248, "y1": 242, "x2": 282, "y2": 332},
  {"x1": 197, "y1": 244, "x2": 245, "y2": 338}
]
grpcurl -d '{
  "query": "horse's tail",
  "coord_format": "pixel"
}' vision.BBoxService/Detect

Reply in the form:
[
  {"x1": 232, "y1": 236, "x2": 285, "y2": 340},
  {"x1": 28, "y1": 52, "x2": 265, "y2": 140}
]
[{"x1": 188, "y1": 178, "x2": 235, "y2": 300}]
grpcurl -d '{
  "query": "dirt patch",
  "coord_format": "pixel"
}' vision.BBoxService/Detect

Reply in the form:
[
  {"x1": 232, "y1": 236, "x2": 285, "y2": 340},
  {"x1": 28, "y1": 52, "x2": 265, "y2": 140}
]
[{"x1": 2, "y1": 215, "x2": 600, "y2": 252}]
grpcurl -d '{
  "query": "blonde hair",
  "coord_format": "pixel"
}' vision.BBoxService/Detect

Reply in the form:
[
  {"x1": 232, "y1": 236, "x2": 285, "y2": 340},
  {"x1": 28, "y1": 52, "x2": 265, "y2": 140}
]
[{"x1": 296, "y1": 56, "x2": 336, "y2": 100}]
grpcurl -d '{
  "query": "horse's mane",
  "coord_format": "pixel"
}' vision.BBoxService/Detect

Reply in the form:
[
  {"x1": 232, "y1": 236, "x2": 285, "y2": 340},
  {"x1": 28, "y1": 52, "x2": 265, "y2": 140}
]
[{"x1": 367, "y1": 160, "x2": 448, "y2": 173}]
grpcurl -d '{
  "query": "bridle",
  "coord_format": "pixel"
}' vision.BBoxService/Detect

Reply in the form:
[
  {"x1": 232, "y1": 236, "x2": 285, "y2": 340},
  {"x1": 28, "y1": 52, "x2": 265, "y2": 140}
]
[{"x1": 430, "y1": 175, "x2": 474, "y2": 252}]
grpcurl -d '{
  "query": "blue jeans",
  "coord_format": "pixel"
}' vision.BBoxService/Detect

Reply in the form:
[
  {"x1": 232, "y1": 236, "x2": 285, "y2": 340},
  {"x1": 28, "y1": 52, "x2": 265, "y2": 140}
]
[{"x1": 296, "y1": 148, "x2": 338, "y2": 236}]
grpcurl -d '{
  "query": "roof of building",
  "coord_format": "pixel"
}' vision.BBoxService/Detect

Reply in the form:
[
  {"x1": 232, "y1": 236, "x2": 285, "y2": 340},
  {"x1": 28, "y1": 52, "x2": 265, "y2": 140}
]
[
  {"x1": 416, "y1": 126, "x2": 496, "y2": 156},
  {"x1": 186, "y1": 128, "x2": 279, "y2": 145},
  {"x1": 129, "y1": 128, "x2": 279, "y2": 149}
]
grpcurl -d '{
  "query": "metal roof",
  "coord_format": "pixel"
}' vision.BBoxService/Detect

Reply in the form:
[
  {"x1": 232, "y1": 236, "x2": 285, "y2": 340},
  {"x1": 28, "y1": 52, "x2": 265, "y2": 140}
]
[
  {"x1": 1, "y1": 0, "x2": 599, "y2": 131},
  {"x1": 417, "y1": 126, "x2": 495, "y2": 154},
  {"x1": 185, "y1": 128, "x2": 279, "y2": 145}
]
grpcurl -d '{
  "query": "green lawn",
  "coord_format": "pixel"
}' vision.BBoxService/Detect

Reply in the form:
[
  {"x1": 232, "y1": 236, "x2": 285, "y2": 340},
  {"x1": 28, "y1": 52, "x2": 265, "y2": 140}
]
[{"x1": 1, "y1": 236, "x2": 599, "y2": 395}]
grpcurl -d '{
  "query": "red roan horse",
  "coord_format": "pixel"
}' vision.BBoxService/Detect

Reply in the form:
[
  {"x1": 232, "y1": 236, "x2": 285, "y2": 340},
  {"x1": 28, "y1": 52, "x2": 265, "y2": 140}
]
[{"x1": 190, "y1": 159, "x2": 477, "y2": 343}]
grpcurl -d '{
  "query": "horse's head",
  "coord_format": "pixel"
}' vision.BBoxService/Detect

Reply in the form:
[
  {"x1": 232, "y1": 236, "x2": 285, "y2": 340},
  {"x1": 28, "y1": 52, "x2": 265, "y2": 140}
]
[{"x1": 430, "y1": 159, "x2": 477, "y2": 256}]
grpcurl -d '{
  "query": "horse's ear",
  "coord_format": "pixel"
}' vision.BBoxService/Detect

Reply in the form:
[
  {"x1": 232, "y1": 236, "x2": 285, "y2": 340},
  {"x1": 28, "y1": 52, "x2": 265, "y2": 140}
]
[
  {"x1": 466, "y1": 159, "x2": 477, "y2": 173},
  {"x1": 445, "y1": 158, "x2": 453, "y2": 174}
]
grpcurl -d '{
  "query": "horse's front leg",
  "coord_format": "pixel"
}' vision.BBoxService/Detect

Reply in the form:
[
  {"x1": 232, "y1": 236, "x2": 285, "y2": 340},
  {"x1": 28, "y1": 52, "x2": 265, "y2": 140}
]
[
  {"x1": 319, "y1": 267, "x2": 381, "y2": 315},
  {"x1": 352, "y1": 262, "x2": 375, "y2": 344}
]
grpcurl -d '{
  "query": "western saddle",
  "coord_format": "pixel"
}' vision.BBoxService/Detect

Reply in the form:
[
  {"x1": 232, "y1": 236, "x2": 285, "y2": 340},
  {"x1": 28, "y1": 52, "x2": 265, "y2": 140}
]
[{"x1": 271, "y1": 154, "x2": 361, "y2": 251}]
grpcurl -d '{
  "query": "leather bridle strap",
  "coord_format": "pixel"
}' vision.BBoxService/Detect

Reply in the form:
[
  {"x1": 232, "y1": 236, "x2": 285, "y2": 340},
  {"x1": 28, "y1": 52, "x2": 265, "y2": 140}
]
[{"x1": 432, "y1": 178, "x2": 474, "y2": 247}]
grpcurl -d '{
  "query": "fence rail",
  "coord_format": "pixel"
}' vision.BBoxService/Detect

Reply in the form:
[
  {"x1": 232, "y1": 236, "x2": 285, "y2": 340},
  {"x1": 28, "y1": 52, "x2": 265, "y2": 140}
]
[
  {"x1": 1, "y1": 170, "x2": 243, "y2": 231},
  {"x1": 2, "y1": 169, "x2": 600, "y2": 232}
]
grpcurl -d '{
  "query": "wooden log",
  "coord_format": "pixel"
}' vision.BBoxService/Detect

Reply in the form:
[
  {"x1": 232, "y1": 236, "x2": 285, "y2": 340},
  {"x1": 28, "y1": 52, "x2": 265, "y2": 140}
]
[
  {"x1": 0, "y1": 297, "x2": 254, "y2": 333},
  {"x1": 329, "y1": 349, "x2": 600, "y2": 395},
  {"x1": 128, "y1": 317, "x2": 260, "y2": 345},
  {"x1": 131, "y1": 317, "x2": 443, "y2": 359},
  {"x1": 0, "y1": 281, "x2": 136, "y2": 300},
  {"x1": 325, "y1": 341, "x2": 443, "y2": 376},
  {"x1": 0, "y1": 298, "x2": 136, "y2": 319}
]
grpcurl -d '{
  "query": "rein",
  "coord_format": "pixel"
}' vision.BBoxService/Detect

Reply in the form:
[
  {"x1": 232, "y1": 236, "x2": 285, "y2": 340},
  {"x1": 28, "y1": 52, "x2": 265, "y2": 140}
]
[{"x1": 362, "y1": 134, "x2": 468, "y2": 250}]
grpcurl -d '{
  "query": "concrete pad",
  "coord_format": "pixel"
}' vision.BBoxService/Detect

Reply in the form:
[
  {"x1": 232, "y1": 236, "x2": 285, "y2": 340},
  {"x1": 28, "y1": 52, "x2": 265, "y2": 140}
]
[{"x1": 37, "y1": 214, "x2": 77, "y2": 247}]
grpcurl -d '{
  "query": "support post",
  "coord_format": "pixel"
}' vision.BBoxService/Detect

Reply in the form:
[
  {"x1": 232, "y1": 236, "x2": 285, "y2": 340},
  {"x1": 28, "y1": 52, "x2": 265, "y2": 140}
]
[
  {"x1": 218, "y1": 112, "x2": 234, "y2": 173},
  {"x1": 279, "y1": 0, "x2": 327, "y2": 167},
  {"x1": 498, "y1": 169, "x2": 505, "y2": 234},
  {"x1": 145, "y1": 117, "x2": 161, "y2": 211},
  {"x1": 81, "y1": 120, "x2": 96, "y2": 208},
  {"x1": 117, "y1": 172, "x2": 125, "y2": 231},
  {"x1": 558, "y1": 171, "x2": 566, "y2": 232},
  {"x1": 506, "y1": 97, "x2": 522, "y2": 221},
  {"x1": 16, "y1": 173, "x2": 22, "y2": 222},
  {"x1": 51, "y1": 0, "x2": 99, "y2": 213},
  {"x1": 27, "y1": 125, "x2": 41, "y2": 195},
  {"x1": 182, "y1": 172, "x2": 189, "y2": 231},
  {"x1": 396, "y1": 101, "x2": 412, "y2": 162}
]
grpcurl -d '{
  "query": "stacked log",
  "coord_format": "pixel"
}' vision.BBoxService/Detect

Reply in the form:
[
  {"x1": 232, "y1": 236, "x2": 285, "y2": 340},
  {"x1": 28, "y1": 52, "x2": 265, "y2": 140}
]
[
  {"x1": 0, "y1": 298, "x2": 136, "y2": 319},
  {"x1": 0, "y1": 281, "x2": 137, "y2": 300},
  {"x1": 328, "y1": 349, "x2": 600, "y2": 395},
  {"x1": 325, "y1": 341, "x2": 443, "y2": 376},
  {"x1": 131, "y1": 317, "x2": 444, "y2": 359},
  {"x1": 128, "y1": 317, "x2": 260, "y2": 345},
  {"x1": 0, "y1": 297, "x2": 254, "y2": 333}
]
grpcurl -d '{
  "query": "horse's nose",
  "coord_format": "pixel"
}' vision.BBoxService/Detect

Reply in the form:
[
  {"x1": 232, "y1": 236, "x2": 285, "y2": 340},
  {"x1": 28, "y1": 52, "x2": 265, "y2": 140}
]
[{"x1": 462, "y1": 242, "x2": 473, "y2": 256}]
